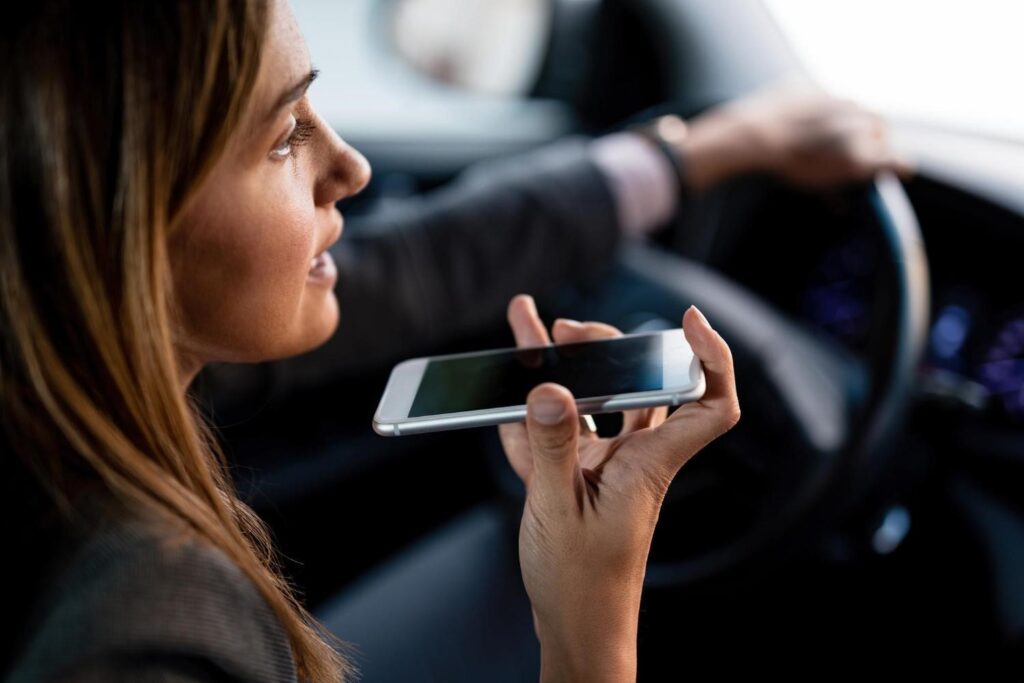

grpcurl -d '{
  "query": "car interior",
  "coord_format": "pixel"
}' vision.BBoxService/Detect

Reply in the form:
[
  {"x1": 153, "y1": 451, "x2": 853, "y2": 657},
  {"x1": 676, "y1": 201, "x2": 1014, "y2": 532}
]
[{"x1": 201, "y1": 0, "x2": 1024, "y2": 677}]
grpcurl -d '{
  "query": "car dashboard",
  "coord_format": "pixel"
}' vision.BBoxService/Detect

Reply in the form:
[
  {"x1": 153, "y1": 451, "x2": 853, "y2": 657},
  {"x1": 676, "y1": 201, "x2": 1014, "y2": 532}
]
[{"x1": 707, "y1": 175, "x2": 1024, "y2": 436}]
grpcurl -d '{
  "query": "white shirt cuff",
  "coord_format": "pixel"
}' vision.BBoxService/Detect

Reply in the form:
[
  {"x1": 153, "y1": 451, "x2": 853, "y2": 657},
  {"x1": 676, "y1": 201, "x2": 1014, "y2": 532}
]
[{"x1": 589, "y1": 132, "x2": 679, "y2": 236}]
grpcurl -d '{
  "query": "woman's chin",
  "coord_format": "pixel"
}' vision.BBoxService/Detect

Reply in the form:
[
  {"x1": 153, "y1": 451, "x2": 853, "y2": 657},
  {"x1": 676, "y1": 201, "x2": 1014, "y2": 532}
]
[
  {"x1": 272, "y1": 293, "x2": 340, "y2": 360},
  {"x1": 304, "y1": 294, "x2": 340, "y2": 352},
  {"x1": 194, "y1": 293, "x2": 341, "y2": 365}
]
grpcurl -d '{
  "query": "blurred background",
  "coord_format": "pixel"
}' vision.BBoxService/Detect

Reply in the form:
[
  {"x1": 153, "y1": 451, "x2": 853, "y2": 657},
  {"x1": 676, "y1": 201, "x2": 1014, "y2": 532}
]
[{"x1": 202, "y1": 1, "x2": 1024, "y2": 678}]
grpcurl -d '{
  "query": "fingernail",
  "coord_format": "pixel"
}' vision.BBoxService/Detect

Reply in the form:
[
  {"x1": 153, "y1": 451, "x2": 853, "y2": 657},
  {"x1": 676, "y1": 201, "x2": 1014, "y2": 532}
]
[
  {"x1": 690, "y1": 305, "x2": 709, "y2": 326},
  {"x1": 531, "y1": 396, "x2": 566, "y2": 425},
  {"x1": 556, "y1": 318, "x2": 583, "y2": 329}
]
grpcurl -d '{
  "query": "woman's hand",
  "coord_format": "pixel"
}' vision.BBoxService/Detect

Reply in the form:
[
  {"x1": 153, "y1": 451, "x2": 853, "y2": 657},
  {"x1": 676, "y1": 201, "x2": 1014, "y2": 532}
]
[
  {"x1": 680, "y1": 84, "x2": 913, "y2": 191},
  {"x1": 500, "y1": 295, "x2": 740, "y2": 682}
]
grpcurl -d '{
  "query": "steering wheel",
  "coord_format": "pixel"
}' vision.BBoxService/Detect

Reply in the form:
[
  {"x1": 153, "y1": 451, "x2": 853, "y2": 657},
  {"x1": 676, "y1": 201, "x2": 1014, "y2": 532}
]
[
  {"x1": 615, "y1": 173, "x2": 930, "y2": 587},
  {"x1": 548, "y1": 0, "x2": 932, "y2": 587}
]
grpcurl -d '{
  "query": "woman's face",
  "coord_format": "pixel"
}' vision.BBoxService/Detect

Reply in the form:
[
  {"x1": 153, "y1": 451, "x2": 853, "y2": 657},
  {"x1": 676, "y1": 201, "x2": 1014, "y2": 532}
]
[{"x1": 170, "y1": 0, "x2": 369, "y2": 376}]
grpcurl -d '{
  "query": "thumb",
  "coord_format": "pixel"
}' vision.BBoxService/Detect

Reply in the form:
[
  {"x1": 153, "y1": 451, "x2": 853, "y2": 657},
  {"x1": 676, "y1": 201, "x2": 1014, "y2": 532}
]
[{"x1": 526, "y1": 383, "x2": 579, "y2": 496}]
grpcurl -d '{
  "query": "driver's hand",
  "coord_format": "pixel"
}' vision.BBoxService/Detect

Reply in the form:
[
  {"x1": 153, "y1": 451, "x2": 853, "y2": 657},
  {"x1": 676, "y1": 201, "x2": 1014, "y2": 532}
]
[
  {"x1": 726, "y1": 84, "x2": 913, "y2": 187},
  {"x1": 681, "y1": 84, "x2": 914, "y2": 190},
  {"x1": 499, "y1": 295, "x2": 740, "y2": 682}
]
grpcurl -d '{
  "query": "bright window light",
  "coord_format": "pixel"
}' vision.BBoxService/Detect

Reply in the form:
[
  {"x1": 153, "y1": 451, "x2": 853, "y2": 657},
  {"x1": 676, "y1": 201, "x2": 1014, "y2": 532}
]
[{"x1": 764, "y1": 0, "x2": 1024, "y2": 142}]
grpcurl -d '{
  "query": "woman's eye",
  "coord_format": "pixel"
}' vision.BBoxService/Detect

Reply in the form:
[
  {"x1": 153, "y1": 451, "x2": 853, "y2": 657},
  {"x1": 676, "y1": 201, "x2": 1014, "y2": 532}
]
[{"x1": 270, "y1": 116, "x2": 317, "y2": 161}]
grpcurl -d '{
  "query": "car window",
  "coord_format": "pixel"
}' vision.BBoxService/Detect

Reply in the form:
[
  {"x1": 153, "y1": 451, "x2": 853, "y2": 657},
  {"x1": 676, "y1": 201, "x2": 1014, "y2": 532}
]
[
  {"x1": 391, "y1": 0, "x2": 550, "y2": 96},
  {"x1": 765, "y1": 0, "x2": 1024, "y2": 142}
]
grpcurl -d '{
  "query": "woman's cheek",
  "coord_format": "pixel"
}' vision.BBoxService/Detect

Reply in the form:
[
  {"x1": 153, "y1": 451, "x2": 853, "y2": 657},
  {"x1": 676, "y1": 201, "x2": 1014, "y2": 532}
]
[
  {"x1": 248, "y1": 195, "x2": 319, "y2": 326},
  {"x1": 178, "y1": 193, "x2": 318, "y2": 361},
  {"x1": 259, "y1": 168, "x2": 318, "y2": 272}
]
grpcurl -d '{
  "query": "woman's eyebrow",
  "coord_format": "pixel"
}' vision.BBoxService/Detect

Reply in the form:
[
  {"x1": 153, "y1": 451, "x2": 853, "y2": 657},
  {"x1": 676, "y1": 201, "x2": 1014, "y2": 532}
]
[{"x1": 260, "y1": 67, "x2": 319, "y2": 128}]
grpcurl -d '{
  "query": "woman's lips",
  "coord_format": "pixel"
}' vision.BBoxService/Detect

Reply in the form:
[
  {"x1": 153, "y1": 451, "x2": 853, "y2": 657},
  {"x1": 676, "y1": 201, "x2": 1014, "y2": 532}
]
[
  {"x1": 308, "y1": 210, "x2": 343, "y2": 288},
  {"x1": 307, "y1": 249, "x2": 337, "y2": 287}
]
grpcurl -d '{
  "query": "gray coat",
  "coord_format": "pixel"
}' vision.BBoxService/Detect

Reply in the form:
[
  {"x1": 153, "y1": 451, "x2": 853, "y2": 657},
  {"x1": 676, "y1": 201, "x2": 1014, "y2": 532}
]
[{"x1": 7, "y1": 508, "x2": 297, "y2": 683}]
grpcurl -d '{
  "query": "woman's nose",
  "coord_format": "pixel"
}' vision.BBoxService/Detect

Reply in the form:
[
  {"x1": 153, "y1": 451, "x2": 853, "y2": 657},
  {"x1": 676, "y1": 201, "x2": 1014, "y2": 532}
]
[{"x1": 314, "y1": 117, "x2": 372, "y2": 206}]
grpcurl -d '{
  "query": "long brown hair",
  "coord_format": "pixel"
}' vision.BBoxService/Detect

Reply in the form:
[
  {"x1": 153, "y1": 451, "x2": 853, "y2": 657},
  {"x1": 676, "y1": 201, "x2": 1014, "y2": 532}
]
[{"x1": 0, "y1": 2, "x2": 351, "y2": 680}]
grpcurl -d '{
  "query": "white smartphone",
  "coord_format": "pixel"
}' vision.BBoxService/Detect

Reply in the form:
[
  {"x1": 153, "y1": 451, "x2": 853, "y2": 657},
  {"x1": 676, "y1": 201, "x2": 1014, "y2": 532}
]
[{"x1": 373, "y1": 329, "x2": 705, "y2": 436}]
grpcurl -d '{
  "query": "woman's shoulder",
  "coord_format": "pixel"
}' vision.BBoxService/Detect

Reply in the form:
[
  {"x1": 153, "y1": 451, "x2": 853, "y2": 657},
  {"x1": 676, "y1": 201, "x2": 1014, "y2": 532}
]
[{"x1": 6, "y1": 505, "x2": 298, "y2": 683}]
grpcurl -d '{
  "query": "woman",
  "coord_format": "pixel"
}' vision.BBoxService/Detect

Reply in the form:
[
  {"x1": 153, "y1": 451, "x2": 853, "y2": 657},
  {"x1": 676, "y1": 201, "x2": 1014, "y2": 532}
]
[{"x1": 1, "y1": 1, "x2": 739, "y2": 681}]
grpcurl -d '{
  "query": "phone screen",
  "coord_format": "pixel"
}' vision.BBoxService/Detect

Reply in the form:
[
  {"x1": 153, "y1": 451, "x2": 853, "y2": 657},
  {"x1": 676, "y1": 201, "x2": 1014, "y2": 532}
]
[{"x1": 409, "y1": 333, "x2": 674, "y2": 417}]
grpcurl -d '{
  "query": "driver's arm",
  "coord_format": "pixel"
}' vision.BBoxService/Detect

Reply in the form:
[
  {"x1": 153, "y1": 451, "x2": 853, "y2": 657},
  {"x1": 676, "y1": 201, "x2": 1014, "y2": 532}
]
[{"x1": 201, "y1": 86, "x2": 909, "y2": 406}]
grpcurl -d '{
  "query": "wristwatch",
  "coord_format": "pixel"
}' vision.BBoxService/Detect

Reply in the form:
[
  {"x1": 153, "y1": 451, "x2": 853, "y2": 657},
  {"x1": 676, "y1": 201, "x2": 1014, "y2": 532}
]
[{"x1": 630, "y1": 114, "x2": 691, "y2": 194}]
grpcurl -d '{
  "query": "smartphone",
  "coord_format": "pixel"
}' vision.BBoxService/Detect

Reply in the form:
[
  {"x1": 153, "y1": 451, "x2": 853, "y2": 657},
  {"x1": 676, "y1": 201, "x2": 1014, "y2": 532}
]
[{"x1": 373, "y1": 329, "x2": 705, "y2": 436}]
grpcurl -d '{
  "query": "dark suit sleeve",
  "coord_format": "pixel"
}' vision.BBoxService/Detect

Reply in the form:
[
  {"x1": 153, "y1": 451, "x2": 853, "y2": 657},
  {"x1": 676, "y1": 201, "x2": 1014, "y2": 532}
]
[
  {"x1": 7, "y1": 518, "x2": 298, "y2": 683},
  {"x1": 200, "y1": 136, "x2": 621, "y2": 405}
]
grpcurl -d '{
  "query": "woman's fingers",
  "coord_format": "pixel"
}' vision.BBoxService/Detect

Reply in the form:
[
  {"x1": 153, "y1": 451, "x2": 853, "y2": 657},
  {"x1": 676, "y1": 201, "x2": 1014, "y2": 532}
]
[
  {"x1": 526, "y1": 383, "x2": 581, "y2": 503},
  {"x1": 508, "y1": 294, "x2": 551, "y2": 347},
  {"x1": 622, "y1": 405, "x2": 668, "y2": 433},
  {"x1": 647, "y1": 306, "x2": 740, "y2": 475},
  {"x1": 551, "y1": 318, "x2": 620, "y2": 343},
  {"x1": 499, "y1": 422, "x2": 533, "y2": 484},
  {"x1": 681, "y1": 306, "x2": 738, "y2": 406},
  {"x1": 501, "y1": 295, "x2": 551, "y2": 483}
]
